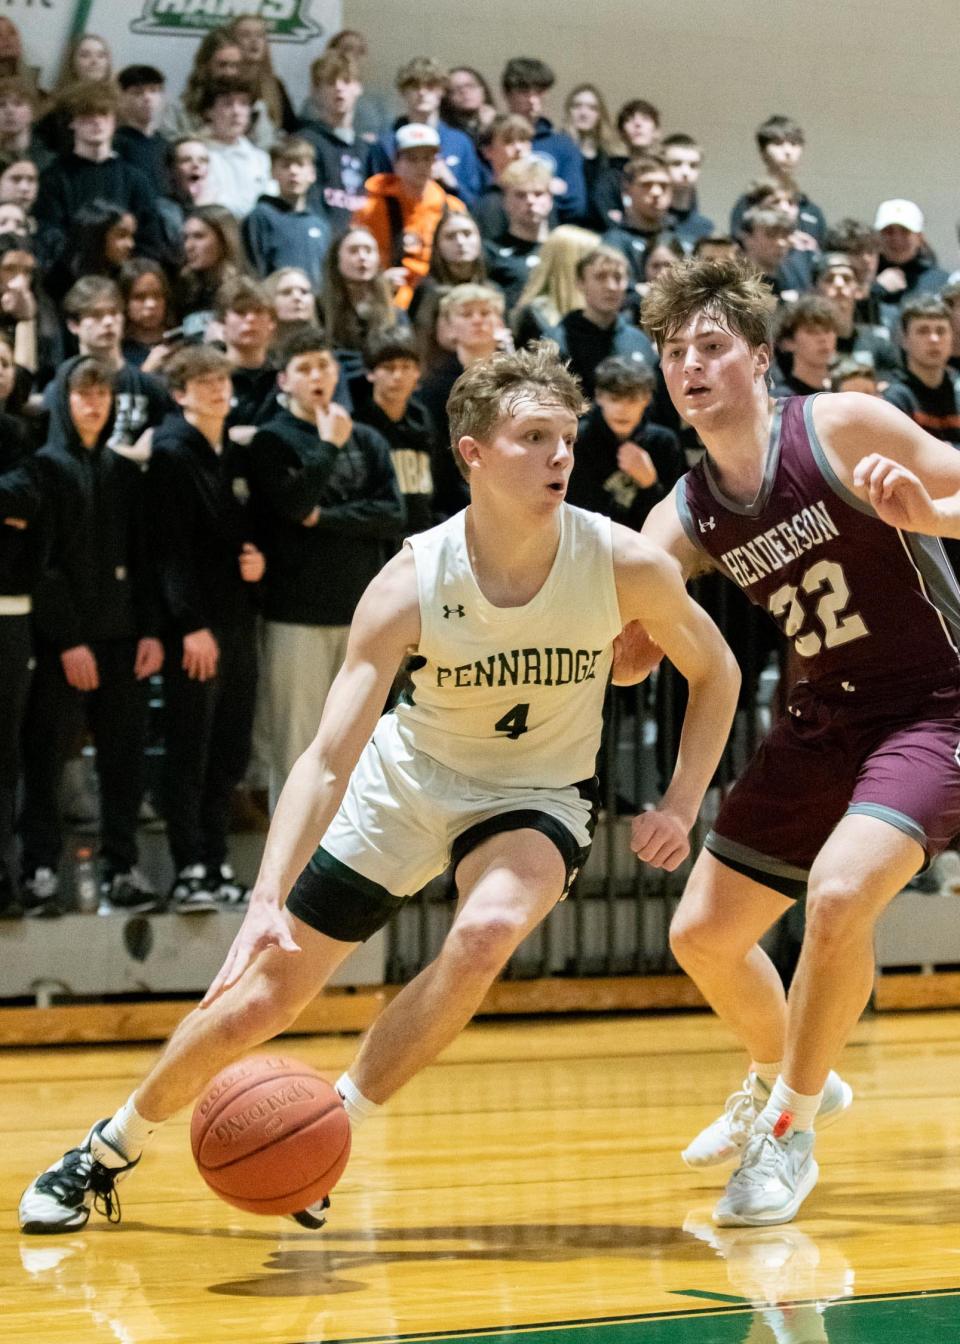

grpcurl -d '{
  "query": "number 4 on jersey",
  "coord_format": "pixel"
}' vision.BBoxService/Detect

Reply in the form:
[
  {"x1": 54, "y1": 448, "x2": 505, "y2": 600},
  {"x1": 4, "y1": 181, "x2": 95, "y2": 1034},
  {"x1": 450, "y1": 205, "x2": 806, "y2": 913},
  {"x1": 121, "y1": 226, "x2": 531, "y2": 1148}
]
[{"x1": 494, "y1": 702, "x2": 530, "y2": 739}]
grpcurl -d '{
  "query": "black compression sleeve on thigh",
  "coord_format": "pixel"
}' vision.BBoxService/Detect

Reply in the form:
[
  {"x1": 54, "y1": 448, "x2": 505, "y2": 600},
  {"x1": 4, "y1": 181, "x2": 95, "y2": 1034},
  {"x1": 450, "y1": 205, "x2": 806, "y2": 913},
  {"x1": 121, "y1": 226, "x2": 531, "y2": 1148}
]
[{"x1": 286, "y1": 849, "x2": 407, "y2": 941}]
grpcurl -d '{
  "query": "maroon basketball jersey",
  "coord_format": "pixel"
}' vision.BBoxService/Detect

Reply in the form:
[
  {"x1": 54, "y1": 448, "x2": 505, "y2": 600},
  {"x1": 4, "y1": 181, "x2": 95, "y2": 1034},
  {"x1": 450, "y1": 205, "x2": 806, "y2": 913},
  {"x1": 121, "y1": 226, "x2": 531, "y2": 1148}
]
[{"x1": 678, "y1": 394, "x2": 960, "y2": 690}]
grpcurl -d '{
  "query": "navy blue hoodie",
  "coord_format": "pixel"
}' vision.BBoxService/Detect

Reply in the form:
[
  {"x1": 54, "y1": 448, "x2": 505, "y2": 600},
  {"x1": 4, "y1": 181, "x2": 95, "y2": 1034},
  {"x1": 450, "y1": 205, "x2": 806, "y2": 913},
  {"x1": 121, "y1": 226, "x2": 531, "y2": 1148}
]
[{"x1": 243, "y1": 194, "x2": 332, "y2": 288}]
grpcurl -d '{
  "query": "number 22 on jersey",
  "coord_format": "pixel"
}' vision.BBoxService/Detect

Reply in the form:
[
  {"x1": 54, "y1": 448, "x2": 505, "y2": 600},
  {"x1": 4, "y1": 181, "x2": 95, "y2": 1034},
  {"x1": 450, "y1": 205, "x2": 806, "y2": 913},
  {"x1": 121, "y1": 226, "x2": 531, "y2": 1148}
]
[{"x1": 768, "y1": 558, "x2": 869, "y2": 658}]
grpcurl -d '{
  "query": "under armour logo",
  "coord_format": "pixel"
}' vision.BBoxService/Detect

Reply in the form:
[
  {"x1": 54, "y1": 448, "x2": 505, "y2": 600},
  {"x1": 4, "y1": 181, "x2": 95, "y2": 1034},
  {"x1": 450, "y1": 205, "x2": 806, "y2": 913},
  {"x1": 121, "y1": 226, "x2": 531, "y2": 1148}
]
[
  {"x1": 699, "y1": 516, "x2": 716, "y2": 532},
  {"x1": 442, "y1": 604, "x2": 465, "y2": 619}
]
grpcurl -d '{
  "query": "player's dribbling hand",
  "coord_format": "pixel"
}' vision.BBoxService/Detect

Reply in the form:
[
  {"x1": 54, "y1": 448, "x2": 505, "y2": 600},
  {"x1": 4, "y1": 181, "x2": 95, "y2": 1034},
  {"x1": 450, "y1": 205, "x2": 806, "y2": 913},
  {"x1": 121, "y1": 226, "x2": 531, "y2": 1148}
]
[
  {"x1": 201, "y1": 901, "x2": 302, "y2": 1007},
  {"x1": 853, "y1": 453, "x2": 939, "y2": 533},
  {"x1": 612, "y1": 619, "x2": 664, "y2": 685},
  {"x1": 630, "y1": 806, "x2": 690, "y2": 871}
]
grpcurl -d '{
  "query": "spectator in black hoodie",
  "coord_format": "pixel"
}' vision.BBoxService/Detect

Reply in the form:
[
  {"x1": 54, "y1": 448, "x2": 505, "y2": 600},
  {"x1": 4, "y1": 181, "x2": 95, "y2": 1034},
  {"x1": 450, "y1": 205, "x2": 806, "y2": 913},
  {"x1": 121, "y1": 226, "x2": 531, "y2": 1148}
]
[
  {"x1": 0, "y1": 75, "x2": 53, "y2": 170},
  {"x1": 567, "y1": 354, "x2": 683, "y2": 528},
  {"x1": 662, "y1": 134, "x2": 714, "y2": 250},
  {"x1": 474, "y1": 112, "x2": 536, "y2": 240},
  {"x1": 243, "y1": 137, "x2": 331, "y2": 288},
  {"x1": 729, "y1": 115, "x2": 825, "y2": 249},
  {"x1": 482, "y1": 155, "x2": 553, "y2": 313},
  {"x1": 148, "y1": 344, "x2": 266, "y2": 910},
  {"x1": 46, "y1": 276, "x2": 173, "y2": 459},
  {"x1": 603, "y1": 154, "x2": 674, "y2": 286},
  {"x1": 549, "y1": 244, "x2": 656, "y2": 398},
  {"x1": 246, "y1": 326, "x2": 403, "y2": 807},
  {"x1": 353, "y1": 329, "x2": 440, "y2": 536},
  {"x1": 34, "y1": 81, "x2": 162, "y2": 267},
  {"x1": 19, "y1": 356, "x2": 164, "y2": 916},
  {"x1": 216, "y1": 276, "x2": 278, "y2": 444},
  {"x1": 0, "y1": 327, "x2": 40, "y2": 916},
  {"x1": 737, "y1": 205, "x2": 808, "y2": 300},
  {"x1": 417, "y1": 282, "x2": 504, "y2": 505},
  {"x1": 771, "y1": 295, "x2": 839, "y2": 396},
  {"x1": 42, "y1": 197, "x2": 138, "y2": 308},
  {"x1": 113, "y1": 65, "x2": 169, "y2": 196}
]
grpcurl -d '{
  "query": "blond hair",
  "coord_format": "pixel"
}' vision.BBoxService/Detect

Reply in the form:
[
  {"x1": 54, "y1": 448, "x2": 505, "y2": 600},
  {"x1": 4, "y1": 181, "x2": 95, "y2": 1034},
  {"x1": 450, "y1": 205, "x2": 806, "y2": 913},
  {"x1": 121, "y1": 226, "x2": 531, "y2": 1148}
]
[
  {"x1": 514, "y1": 225, "x2": 599, "y2": 325},
  {"x1": 438, "y1": 283, "x2": 505, "y2": 321},
  {"x1": 500, "y1": 155, "x2": 553, "y2": 192}
]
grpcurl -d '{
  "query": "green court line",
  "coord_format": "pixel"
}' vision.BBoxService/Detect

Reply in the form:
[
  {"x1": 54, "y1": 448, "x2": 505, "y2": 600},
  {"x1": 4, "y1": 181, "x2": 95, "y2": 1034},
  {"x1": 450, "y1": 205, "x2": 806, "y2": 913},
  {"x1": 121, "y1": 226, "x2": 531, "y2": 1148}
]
[
  {"x1": 321, "y1": 1285, "x2": 960, "y2": 1344},
  {"x1": 671, "y1": 1290, "x2": 747, "y2": 1304}
]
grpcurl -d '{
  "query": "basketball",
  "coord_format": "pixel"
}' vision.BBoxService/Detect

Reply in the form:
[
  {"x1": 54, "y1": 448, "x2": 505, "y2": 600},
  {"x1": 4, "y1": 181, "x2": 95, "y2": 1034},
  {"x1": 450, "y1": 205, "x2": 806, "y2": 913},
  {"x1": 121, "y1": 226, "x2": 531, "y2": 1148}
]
[{"x1": 190, "y1": 1054, "x2": 351, "y2": 1215}]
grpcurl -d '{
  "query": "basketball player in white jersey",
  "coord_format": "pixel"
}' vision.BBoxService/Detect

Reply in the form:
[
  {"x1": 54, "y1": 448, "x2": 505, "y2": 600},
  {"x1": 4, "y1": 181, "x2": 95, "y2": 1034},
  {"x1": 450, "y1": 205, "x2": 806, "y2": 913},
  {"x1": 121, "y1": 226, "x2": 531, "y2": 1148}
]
[{"x1": 20, "y1": 344, "x2": 740, "y2": 1235}]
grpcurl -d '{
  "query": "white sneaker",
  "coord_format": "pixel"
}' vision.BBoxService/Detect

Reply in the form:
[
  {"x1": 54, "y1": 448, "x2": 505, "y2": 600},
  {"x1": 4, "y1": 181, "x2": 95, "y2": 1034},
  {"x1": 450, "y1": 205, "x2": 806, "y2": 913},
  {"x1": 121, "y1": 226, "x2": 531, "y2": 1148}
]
[
  {"x1": 713, "y1": 1124, "x2": 818, "y2": 1227},
  {"x1": 682, "y1": 1076, "x2": 762, "y2": 1168},
  {"x1": 682, "y1": 1070, "x2": 853, "y2": 1169},
  {"x1": 19, "y1": 1119, "x2": 139, "y2": 1234}
]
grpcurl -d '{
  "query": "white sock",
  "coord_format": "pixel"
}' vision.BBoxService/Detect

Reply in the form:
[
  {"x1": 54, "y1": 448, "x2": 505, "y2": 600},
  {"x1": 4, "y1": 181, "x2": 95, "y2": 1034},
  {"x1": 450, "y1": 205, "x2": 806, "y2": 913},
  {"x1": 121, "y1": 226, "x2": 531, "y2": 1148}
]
[
  {"x1": 336, "y1": 1072, "x2": 380, "y2": 1129},
  {"x1": 760, "y1": 1076, "x2": 822, "y2": 1134},
  {"x1": 101, "y1": 1094, "x2": 163, "y2": 1160},
  {"x1": 750, "y1": 1059, "x2": 783, "y2": 1094}
]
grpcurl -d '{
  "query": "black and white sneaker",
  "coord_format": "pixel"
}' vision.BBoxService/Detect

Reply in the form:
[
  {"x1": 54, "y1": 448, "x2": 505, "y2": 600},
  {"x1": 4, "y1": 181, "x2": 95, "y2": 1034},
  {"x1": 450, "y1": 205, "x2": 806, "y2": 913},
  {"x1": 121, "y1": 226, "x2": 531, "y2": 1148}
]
[
  {"x1": 170, "y1": 863, "x2": 218, "y2": 913},
  {"x1": 286, "y1": 1195, "x2": 330, "y2": 1230},
  {"x1": 18, "y1": 1119, "x2": 140, "y2": 1234},
  {"x1": 212, "y1": 863, "x2": 248, "y2": 907},
  {"x1": 22, "y1": 867, "x2": 64, "y2": 918},
  {"x1": 101, "y1": 867, "x2": 160, "y2": 914}
]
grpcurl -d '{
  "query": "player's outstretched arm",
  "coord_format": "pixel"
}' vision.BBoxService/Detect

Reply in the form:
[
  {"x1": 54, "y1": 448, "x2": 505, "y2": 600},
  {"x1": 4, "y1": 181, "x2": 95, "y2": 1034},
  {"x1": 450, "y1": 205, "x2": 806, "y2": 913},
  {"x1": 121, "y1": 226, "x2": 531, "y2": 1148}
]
[
  {"x1": 202, "y1": 550, "x2": 421, "y2": 1006},
  {"x1": 613, "y1": 523, "x2": 740, "y2": 871},
  {"x1": 612, "y1": 494, "x2": 708, "y2": 686},
  {"x1": 815, "y1": 392, "x2": 960, "y2": 535}
]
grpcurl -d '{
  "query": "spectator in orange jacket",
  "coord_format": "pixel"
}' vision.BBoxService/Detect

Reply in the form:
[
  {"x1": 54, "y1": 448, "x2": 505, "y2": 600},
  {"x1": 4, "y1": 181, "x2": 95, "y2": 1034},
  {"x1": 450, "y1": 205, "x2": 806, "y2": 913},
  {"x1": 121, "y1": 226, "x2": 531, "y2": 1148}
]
[{"x1": 352, "y1": 122, "x2": 465, "y2": 310}]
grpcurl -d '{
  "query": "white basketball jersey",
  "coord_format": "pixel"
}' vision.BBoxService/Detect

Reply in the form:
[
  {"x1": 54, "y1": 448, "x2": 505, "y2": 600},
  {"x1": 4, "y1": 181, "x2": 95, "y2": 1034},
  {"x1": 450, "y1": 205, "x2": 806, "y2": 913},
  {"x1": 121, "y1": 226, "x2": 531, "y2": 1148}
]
[{"x1": 394, "y1": 505, "x2": 622, "y2": 787}]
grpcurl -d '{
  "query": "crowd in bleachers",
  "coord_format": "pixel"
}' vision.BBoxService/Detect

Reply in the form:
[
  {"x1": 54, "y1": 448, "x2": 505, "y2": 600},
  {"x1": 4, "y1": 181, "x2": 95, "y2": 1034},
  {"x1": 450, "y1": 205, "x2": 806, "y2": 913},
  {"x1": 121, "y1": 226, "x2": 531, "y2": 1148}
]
[{"x1": 0, "y1": 16, "x2": 959, "y2": 921}]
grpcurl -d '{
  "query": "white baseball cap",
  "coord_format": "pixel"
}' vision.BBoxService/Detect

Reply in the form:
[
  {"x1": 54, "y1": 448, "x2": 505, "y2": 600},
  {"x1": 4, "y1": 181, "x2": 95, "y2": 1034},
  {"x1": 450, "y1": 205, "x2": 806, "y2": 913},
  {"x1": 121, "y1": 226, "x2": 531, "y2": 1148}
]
[
  {"x1": 874, "y1": 199, "x2": 924, "y2": 233},
  {"x1": 395, "y1": 123, "x2": 440, "y2": 153}
]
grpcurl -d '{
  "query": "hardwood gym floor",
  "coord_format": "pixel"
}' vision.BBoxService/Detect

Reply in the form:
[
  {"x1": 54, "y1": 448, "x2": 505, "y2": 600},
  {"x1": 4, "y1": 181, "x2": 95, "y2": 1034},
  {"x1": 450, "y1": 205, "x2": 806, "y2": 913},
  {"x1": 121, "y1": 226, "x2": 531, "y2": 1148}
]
[{"x1": 4, "y1": 1011, "x2": 960, "y2": 1342}]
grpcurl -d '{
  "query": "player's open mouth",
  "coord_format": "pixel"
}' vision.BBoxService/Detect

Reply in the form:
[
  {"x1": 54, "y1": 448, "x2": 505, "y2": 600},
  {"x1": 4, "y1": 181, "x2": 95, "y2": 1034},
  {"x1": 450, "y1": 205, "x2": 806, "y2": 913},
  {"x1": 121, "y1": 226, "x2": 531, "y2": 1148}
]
[
  {"x1": 547, "y1": 482, "x2": 565, "y2": 492},
  {"x1": 685, "y1": 384, "x2": 710, "y2": 398}
]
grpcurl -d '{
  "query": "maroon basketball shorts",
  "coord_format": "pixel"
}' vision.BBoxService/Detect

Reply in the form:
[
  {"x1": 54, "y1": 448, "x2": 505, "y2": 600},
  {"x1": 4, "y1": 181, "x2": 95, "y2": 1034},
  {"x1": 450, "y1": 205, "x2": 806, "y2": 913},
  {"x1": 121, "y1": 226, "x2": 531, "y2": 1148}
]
[{"x1": 706, "y1": 671, "x2": 960, "y2": 898}]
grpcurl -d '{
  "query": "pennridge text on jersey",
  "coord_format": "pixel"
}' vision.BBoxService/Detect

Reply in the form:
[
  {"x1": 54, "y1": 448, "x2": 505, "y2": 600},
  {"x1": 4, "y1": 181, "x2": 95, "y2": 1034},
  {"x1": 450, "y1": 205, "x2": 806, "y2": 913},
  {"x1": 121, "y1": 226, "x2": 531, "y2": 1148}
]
[{"x1": 435, "y1": 647, "x2": 605, "y2": 688}]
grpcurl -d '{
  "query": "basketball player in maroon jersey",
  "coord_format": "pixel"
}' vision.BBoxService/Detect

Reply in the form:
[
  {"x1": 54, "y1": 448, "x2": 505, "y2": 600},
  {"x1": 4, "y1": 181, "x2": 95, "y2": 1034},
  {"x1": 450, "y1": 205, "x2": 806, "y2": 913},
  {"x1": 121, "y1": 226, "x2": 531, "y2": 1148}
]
[{"x1": 635, "y1": 255, "x2": 960, "y2": 1226}]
